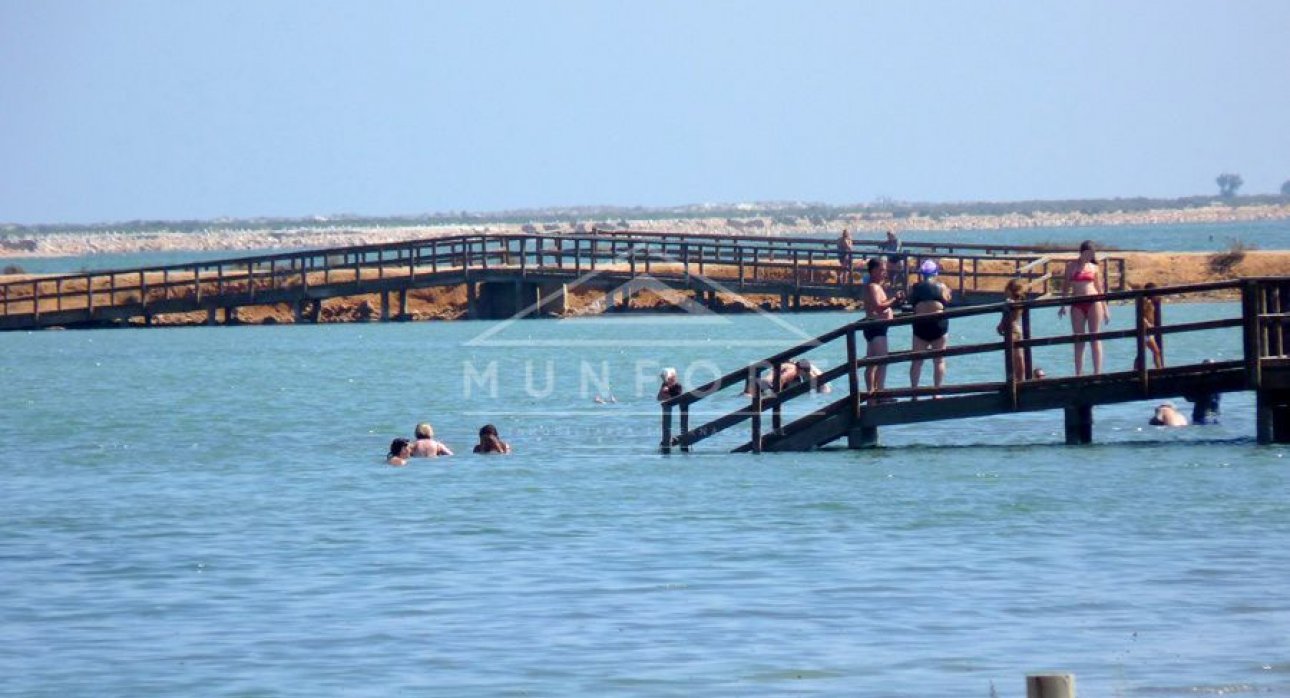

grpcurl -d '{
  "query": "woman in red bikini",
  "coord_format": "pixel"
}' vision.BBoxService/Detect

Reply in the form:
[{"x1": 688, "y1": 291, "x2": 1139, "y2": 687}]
[{"x1": 1058, "y1": 240, "x2": 1110, "y2": 375}]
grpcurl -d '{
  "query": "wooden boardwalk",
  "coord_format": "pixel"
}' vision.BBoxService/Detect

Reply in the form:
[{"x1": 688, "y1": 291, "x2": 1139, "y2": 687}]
[
  {"x1": 661, "y1": 277, "x2": 1290, "y2": 448},
  {"x1": 0, "y1": 231, "x2": 1125, "y2": 330}
]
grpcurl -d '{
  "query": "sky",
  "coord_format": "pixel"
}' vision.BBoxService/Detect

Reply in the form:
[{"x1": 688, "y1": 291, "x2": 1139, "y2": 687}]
[{"x1": 2, "y1": 0, "x2": 1289, "y2": 225}]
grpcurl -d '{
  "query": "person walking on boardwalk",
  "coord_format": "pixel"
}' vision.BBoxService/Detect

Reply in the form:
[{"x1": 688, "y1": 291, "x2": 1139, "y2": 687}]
[
  {"x1": 836, "y1": 228, "x2": 854, "y2": 284},
  {"x1": 862, "y1": 258, "x2": 902, "y2": 402},
  {"x1": 908, "y1": 260, "x2": 952, "y2": 397},
  {"x1": 1058, "y1": 240, "x2": 1110, "y2": 375}
]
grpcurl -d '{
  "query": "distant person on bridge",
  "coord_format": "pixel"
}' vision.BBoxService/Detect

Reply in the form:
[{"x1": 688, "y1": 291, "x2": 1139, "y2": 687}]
[
  {"x1": 909, "y1": 260, "x2": 952, "y2": 398},
  {"x1": 1058, "y1": 240, "x2": 1110, "y2": 375},
  {"x1": 878, "y1": 228, "x2": 906, "y2": 291},
  {"x1": 862, "y1": 258, "x2": 903, "y2": 403},
  {"x1": 837, "y1": 229, "x2": 854, "y2": 284}
]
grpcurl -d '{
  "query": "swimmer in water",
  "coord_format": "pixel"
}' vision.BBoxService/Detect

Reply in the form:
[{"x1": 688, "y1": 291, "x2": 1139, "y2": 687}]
[
  {"x1": 473, "y1": 424, "x2": 511, "y2": 454},
  {"x1": 411, "y1": 423, "x2": 453, "y2": 457},
  {"x1": 1149, "y1": 402, "x2": 1188, "y2": 426},
  {"x1": 387, "y1": 438, "x2": 412, "y2": 466}
]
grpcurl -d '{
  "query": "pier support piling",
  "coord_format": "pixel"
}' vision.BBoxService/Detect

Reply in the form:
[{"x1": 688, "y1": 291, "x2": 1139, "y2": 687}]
[
  {"x1": 846, "y1": 425, "x2": 879, "y2": 449},
  {"x1": 1064, "y1": 405, "x2": 1093, "y2": 445},
  {"x1": 1256, "y1": 390, "x2": 1290, "y2": 444},
  {"x1": 1026, "y1": 673, "x2": 1075, "y2": 698}
]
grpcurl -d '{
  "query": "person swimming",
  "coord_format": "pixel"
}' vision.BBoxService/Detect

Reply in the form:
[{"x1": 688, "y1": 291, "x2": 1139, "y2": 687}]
[
  {"x1": 411, "y1": 423, "x2": 453, "y2": 457},
  {"x1": 387, "y1": 438, "x2": 412, "y2": 466},
  {"x1": 657, "y1": 368, "x2": 683, "y2": 402},
  {"x1": 1149, "y1": 402, "x2": 1188, "y2": 426},
  {"x1": 473, "y1": 424, "x2": 511, "y2": 454}
]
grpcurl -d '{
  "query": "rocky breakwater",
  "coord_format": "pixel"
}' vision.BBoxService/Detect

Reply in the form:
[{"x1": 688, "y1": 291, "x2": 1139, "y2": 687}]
[{"x1": 3, "y1": 203, "x2": 1290, "y2": 259}]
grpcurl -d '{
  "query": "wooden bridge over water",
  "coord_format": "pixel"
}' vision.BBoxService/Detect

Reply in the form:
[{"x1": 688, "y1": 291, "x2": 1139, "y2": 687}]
[
  {"x1": 0, "y1": 230, "x2": 1125, "y2": 330},
  {"x1": 660, "y1": 278, "x2": 1290, "y2": 448}
]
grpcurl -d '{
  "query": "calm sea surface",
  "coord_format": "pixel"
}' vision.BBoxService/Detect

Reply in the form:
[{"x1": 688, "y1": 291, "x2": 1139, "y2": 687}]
[
  {"x1": 8, "y1": 219, "x2": 1290, "y2": 273},
  {"x1": 2, "y1": 306, "x2": 1289, "y2": 697}
]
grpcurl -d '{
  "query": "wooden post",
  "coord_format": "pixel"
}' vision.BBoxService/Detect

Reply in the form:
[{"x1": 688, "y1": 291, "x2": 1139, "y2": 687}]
[
  {"x1": 772, "y1": 359, "x2": 783, "y2": 434},
  {"x1": 1256, "y1": 390, "x2": 1290, "y2": 444},
  {"x1": 661, "y1": 403, "x2": 673, "y2": 453},
  {"x1": 380, "y1": 291, "x2": 390, "y2": 322},
  {"x1": 466, "y1": 281, "x2": 477, "y2": 319},
  {"x1": 679, "y1": 404, "x2": 690, "y2": 453},
  {"x1": 1135, "y1": 294, "x2": 1149, "y2": 393},
  {"x1": 1022, "y1": 306, "x2": 1034, "y2": 379},
  {"x1": 1003, "y1": 309, "x2": 1018, "y2": 408},
  {"x1": 847, "y1": 425, "x2": 878, "y2": 448},
  {"x1": 1241, "y1": 280, "x2": 1263, "y2": 389},
  {"x1": 1064, "y1": 405, "x2": 1093, "y2": 445},
  {"x1": 751, "y1": 389, "x2": 763, "y2": 454},
  {"x1": 1026, "y1": 673, "x2": 1075, "y2": 698},
  {"x1": 398, "y1": 289, "x2": 408, "y2": 320},
  {"x1": 681, "y1": 243, "x2": 690, "y2": 286},
  {"x1": 847, "y1": 329, "x2": 861, "y2": 419}
]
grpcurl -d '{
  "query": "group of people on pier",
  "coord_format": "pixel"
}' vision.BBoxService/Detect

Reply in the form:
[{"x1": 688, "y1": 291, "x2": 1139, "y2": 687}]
[
  {"x1": 386, "y1": 421, "x2": 511, "y2": 465},
  {"x1": 854, "y1": 237, "x2": 1219, "y2": 424}
]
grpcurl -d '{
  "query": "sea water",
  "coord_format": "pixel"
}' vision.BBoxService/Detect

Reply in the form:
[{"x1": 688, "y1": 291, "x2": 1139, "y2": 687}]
[{"x1": 2, "y1": 306, "x2": 1288, "y2": 697}]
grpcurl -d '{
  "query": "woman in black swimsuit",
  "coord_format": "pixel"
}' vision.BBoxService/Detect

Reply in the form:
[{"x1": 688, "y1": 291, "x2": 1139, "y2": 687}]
[{"x1": 909, "y1": 260, "x2": 951, "y2": 397}]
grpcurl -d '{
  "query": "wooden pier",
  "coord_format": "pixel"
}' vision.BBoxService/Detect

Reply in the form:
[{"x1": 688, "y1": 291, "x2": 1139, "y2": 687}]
[
  {"x1": 0, "y1": 231, "x2": 1124, "y2": 330},
  {"x1": 660, "y1": 277, "x2": 1290, "y2": 448}
]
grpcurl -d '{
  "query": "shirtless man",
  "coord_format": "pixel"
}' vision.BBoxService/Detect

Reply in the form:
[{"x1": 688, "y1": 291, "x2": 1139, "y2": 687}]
[{"x1": 862, "y1": 258, "x2": 903, "y2": 401}]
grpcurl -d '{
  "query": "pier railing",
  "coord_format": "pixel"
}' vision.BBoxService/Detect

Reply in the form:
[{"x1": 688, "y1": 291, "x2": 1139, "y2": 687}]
[
  {"x1": 0, "y1": 231, "x2": 1123, "y2": 327},
  {"x1": 660, "y1": 276, "x2": 1290, "y2": 451}
]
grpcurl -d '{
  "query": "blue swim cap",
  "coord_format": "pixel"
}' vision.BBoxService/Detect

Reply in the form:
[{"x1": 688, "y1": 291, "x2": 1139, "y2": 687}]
[{"x1": 920, "y1": 260, "x2": 939, "y2": 276}]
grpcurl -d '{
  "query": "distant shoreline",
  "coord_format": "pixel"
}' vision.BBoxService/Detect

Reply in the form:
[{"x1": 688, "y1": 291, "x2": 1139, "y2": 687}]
[{"x1": 2, "y1": 202, "x2": 1288, "y2": 259}]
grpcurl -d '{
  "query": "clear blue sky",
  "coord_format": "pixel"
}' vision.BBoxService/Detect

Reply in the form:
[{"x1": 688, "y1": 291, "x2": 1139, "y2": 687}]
[{"x1": 2, "y1": 0, "x2": 1288, "y2": 225}]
